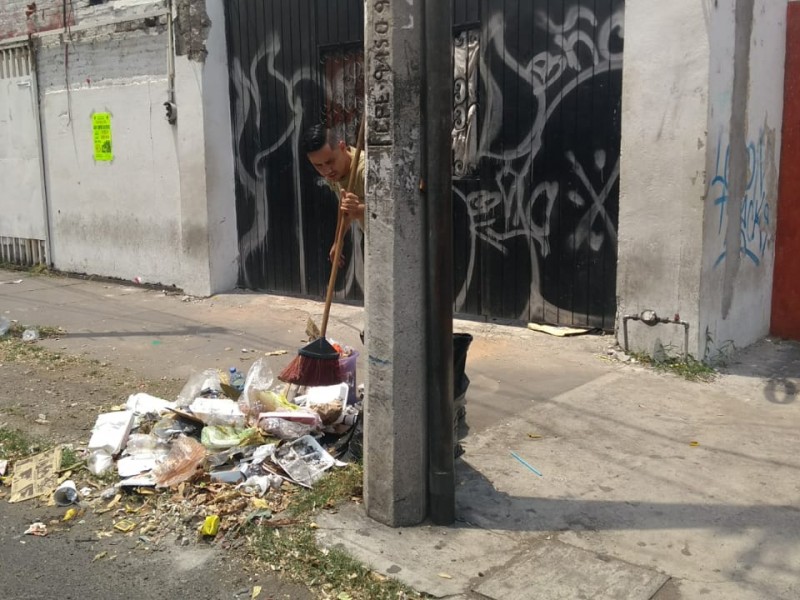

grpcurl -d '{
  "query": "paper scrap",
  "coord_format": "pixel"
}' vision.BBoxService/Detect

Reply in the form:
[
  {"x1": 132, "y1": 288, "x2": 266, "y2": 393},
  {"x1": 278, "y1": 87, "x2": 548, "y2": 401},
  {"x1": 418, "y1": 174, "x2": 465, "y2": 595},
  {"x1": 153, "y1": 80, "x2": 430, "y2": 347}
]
[
  {"x1": 9, "y1": 447, "x2": 62, "y2": 503},
  {"x1": 527, "y1": 322, "x2": 595, "y2": 337},
  {"x1": 24, "y1": 522, "x2": 48, "y2": 536}
]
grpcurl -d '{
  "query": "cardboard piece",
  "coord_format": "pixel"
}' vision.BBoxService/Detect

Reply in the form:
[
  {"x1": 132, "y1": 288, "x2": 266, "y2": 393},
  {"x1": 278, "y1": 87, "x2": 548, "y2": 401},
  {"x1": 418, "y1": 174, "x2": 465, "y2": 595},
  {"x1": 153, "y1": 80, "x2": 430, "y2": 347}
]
[
  {"x1": 527, "y1": 322, "x2": 595, "y2": 337},
  {"x1": 9, "y1": 447, "x2": 63, "y2": 503}
]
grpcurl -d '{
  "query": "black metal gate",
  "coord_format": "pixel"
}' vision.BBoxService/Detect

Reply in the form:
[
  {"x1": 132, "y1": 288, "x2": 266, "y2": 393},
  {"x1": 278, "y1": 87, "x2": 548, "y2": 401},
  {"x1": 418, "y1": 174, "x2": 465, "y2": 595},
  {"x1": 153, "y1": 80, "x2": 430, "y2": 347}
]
[{"x1": 224, "y1": 0, "x2": 624, "y2": 328}]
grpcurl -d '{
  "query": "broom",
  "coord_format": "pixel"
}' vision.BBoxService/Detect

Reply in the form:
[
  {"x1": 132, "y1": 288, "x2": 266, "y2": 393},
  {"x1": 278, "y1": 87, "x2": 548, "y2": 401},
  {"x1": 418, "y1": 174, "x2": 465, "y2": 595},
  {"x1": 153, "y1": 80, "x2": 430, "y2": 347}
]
[{"x1": 278, "y1": 117, "x2": 365, "y2": 386}]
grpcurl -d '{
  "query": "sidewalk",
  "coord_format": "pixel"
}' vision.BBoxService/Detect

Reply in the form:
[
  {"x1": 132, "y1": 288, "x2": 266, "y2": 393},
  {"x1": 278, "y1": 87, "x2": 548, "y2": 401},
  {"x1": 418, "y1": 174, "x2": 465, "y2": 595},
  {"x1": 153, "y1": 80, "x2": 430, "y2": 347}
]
[{"x1": 1, "y1": 269, "x2": 799, "y2": 599}]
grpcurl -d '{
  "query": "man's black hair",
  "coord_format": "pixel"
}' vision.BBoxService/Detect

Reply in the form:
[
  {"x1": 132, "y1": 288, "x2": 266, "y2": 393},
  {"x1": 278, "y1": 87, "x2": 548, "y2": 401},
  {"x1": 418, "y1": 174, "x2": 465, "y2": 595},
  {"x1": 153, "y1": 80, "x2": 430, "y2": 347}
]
[{"x1": 302, "y1": 124, "x2": 339, "y2": 154}]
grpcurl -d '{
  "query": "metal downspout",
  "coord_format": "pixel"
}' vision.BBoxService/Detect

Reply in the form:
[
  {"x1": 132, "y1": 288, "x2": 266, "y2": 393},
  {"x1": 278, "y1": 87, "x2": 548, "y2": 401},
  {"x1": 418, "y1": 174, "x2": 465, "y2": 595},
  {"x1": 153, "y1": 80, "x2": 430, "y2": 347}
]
[
  {"x1": 423, "y1": 0, "x2": 455, "y2": 525},
  {"x1": 30, "y1": 39, "x2": 54, "y2": 267}
]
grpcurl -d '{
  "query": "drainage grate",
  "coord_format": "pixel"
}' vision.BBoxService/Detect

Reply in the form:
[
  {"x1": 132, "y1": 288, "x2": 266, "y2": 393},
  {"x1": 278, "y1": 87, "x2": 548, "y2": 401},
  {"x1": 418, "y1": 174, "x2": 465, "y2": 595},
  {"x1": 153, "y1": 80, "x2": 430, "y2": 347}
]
[{"x1": 0, "y1": 237, "x2": 47, "y2": 267}]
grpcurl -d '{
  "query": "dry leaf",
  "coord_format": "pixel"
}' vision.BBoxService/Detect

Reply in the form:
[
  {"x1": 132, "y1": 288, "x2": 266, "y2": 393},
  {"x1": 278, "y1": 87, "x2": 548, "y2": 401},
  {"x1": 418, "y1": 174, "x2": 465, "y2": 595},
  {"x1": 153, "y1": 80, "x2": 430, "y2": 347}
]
[
  {"x1": 93, "y1": 551, "x2": 107, "y2": 562},
  {"x1": 251, "y1": 586, "x2": 262, "y2": 599},
  {"x1": 437, "y1": 572, "x2": 453, "y2": 579},
  {"x1": 252, "y1": 498, "x2": 270, "y2": 509}
]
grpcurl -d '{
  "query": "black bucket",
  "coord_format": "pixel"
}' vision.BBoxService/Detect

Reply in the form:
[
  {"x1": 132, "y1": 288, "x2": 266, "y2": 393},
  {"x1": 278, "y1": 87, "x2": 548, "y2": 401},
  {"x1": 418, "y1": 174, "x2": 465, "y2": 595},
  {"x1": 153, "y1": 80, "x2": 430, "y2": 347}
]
[{"x1": 453, "y1": 333, "x2": 473, "y2": 400}]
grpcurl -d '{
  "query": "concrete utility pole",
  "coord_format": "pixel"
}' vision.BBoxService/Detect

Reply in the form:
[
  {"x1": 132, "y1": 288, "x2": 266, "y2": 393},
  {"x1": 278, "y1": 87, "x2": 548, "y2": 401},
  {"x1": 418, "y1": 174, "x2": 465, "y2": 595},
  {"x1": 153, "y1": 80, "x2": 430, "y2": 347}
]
[{"x1": 363, "y1": 0, "x2": 454, "y2": 527}]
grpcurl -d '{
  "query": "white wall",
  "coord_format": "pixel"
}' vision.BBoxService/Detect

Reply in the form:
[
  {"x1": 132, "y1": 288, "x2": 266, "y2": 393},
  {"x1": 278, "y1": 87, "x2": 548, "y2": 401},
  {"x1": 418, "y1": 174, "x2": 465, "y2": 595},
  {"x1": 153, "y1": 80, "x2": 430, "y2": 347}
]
[
  {"x1": 28, "y1": 0, "x2": 238, "y2": 295},
  {"x1": 616, "y1": 0, "x2": 710, "y2": 357},
  {"x1": 173, "y1": 0, "x2": 238, "y2": 295},
  {"x1": 38, "y1": 21, "x2": 185, "y2": 286},
  {"x1": 0, "y1": 56, "x2": 47, "y2": 241},
  {"x1": 41, "y1": 78, "x2": 184, "y2": 284},
  {"x1": 202, "y1": 0, "x2": 238, "y2": 294},
  {"x1": 618, "y1": 0, "x2": 789, "y2": 360},
  {"x1": 699, "y1": 0, "x2": 787, "y2": 359}
]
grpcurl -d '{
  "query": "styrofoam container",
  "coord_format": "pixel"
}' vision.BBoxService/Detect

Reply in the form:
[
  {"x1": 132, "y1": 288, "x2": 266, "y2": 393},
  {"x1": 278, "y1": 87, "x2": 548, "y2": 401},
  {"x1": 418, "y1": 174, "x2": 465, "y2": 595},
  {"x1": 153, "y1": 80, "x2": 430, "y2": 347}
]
[{"x1": 88, "y1": 411, "x2": 135, "y2": 455}]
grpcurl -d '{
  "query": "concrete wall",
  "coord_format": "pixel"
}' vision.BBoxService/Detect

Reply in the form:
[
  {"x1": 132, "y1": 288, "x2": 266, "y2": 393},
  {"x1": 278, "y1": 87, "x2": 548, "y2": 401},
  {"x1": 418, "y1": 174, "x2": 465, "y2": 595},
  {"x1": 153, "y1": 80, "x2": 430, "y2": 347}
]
[
  {"x1": 1, "y1": 0, "x2": 238, "y2": 295},
  {"x1": 0, "y1": 0, "x2": 70, "y2": 41},
  {"x1": 699, "y1": 0, "x2": 787, "y2": 359},
  {"x1": 618, "y1": 0, "x2": 788, "y2": 360},
  {"x1": 37, "y1": 18, "x2": 184, "y2": 283},
  {"x1": 0, "y1": 45, "x2": 47, "y2": 241},
  {"x1": 616, "y1": 0, "x2": 710, "y2": 357}
]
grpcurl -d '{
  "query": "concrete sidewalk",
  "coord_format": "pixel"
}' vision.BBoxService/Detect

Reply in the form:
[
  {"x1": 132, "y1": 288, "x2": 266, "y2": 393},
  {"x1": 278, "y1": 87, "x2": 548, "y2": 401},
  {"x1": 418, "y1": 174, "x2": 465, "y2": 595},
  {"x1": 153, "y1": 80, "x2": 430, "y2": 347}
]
[{"x1": 1, "y1": 269, "x2": 799, "y2": 599}]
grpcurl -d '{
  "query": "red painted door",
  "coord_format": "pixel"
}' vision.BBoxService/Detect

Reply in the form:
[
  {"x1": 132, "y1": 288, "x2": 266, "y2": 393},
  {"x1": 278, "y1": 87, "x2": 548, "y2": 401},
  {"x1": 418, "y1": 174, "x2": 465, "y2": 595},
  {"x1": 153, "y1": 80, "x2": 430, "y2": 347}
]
[{"x1": 772, "y1": 1, "x2": 800, "y2": 340}]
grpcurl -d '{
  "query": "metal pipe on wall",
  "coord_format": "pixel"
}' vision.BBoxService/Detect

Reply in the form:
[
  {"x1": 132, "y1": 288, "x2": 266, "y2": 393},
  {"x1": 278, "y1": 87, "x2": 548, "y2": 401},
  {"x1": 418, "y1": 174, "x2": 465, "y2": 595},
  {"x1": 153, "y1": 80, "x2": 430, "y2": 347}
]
[
  {"x1": 423, "y1": 0, "x2": 455, "y2": 525},
  {"x1": 29, "y1": 40, "x2": 54, "y2": 267}
]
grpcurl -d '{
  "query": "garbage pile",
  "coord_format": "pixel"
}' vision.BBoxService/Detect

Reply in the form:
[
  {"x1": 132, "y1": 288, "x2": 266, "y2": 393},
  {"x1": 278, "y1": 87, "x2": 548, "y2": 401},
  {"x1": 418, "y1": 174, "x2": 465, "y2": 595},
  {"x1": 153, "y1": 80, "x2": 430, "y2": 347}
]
[{"x1": 87, "y1": 355, "x2": 362, "y2": 490}]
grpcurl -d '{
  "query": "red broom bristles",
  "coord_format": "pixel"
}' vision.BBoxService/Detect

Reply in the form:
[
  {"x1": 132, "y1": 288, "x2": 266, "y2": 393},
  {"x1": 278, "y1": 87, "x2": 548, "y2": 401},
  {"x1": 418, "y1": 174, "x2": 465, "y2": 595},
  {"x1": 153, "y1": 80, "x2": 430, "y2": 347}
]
[{"x1": 278, "y1": 337, "x2": 344, "y2": 386}]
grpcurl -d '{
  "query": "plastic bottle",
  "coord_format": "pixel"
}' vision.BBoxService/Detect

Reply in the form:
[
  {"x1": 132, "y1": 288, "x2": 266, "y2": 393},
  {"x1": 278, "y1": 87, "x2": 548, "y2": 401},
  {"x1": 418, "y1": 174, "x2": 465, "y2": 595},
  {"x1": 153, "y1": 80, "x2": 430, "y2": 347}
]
[{"x1": 229, "y1": 367, "x2": 245, "y2": 392}]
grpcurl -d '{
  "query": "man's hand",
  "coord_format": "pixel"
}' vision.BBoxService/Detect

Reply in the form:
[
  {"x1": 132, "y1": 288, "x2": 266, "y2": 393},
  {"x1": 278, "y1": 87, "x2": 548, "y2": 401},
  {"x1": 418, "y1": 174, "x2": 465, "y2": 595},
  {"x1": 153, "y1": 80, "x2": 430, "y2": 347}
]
[{"x1": 340, "y1": 190, "x2": 365, "y2": 225}]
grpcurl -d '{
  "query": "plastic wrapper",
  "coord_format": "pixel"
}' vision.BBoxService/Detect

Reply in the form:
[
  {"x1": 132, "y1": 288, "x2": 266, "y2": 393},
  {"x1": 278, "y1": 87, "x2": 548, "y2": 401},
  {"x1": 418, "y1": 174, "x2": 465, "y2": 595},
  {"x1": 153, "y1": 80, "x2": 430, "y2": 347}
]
[
  {"x1": 236, "y1": 474, "x2": 283, "y2": 496},
  {"x1": 251, "y1": 444, "x2": 277, "y2": 464},
  {"x1": 200, "y1": 426, "x2": 260, "y2": 451},
  {"x1": 151, "y1": 436, "x2": 207, "y2": 488},
  {"x1": 189, "y1": 398, "x2": 246, "y2": 427},
  {"x1": 257, "y1": 410, "x2": 322, "y2": 440},
  {"x1": 152, "y1": 415, "x2": 201, "y2": 441},
  {"x1": 239, "y1": 358, "x2": 297, "y2": 422},
  {"x1": 258, "y1": 418, "x2": 315, "y2": 440},
  {"x1": 294, "y1": 383, "x2": 346, "y2": 426}
]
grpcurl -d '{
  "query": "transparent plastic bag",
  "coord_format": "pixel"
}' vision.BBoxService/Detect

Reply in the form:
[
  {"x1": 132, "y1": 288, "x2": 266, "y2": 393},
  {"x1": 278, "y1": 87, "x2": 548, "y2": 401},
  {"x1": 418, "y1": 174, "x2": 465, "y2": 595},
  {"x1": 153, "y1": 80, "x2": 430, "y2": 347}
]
[
  {"x1": 176, "y1": 369, "x2": 225, "y2": 408},
  {"x1": 257, "y1": 415, "x2": 318, "y2": 440},
  {"x1": 239, "y1": 358, "x2": 296, "y2": 423},
  {"x1": 151, "y1": 435, "x2": 207, "y2": 487}
]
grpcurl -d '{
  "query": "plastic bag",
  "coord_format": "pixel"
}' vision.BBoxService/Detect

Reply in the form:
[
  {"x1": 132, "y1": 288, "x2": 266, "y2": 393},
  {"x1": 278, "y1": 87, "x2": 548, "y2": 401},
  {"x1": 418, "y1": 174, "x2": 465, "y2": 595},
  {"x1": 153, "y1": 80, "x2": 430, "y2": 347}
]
[
  {"x1": 239, "y1": 358, "x2": 297, "y2": 422},
  {"x1": 87, "y1": 449, "x2": 113, "y2": 475},
  {"x1": 201, "y1": 426, "x2": 260, "y2": 451},
  {"x1": 258, "y1": 417, "x2": 316, "y2": 440},
  {"x1": 152, "y1": 415, "x2": 201, "y2": 441},
  {"x1": 176, "y1": 369, "x2": 225, "y2": 408},
  {"x1": 236, "y1": 474, "x2": 282, "y2": 496},
  {"x1": 151, "y1": 436, "x2": 207, "y2": 487},
  {"x1": 189, "y1": 398, "x2": 246, "y2": 427}
]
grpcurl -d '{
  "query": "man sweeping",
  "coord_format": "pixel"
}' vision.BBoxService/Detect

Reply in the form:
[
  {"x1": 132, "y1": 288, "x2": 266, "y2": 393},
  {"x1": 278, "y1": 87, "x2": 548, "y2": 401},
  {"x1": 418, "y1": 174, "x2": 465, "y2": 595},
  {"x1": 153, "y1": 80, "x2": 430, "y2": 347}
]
[{"x1": 302, "y1": 124, "x2": 366, "y2": 267}]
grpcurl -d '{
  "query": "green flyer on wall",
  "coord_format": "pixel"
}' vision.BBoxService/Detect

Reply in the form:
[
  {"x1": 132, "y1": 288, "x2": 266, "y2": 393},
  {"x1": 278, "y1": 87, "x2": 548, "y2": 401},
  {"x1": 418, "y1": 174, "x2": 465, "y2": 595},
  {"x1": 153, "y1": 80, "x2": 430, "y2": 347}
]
[{"x1": 92, "y1": 112, "x2": 113, "y2": 162}]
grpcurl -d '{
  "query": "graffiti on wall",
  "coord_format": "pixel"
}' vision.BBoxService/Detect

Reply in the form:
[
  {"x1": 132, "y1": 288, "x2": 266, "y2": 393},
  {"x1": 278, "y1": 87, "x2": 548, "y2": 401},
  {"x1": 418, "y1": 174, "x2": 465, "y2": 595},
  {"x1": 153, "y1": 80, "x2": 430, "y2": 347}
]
[
  {"x1": 711, "y1": 129, "x2": 772, "y2": 268},
  {"x1": 452, "y1": 6, "x2": 624, "y2": 319},
  {"x1": 229, "y1": 32, "x2": 364, "y2": 294},
  {"x1": 227, "y1": 1, "x2": 625, "y2": 326}
]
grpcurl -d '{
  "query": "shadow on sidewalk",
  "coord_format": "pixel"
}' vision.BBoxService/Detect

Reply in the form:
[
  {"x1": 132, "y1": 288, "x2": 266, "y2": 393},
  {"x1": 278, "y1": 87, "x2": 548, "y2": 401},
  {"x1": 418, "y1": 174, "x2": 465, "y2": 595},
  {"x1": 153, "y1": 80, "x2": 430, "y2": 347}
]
[
  {"x1": 455, "y1": 460, "x2": 800, "y2": 534},
  {"x1": 62, "y1": 326, "x2": 228, "y2": 339}
]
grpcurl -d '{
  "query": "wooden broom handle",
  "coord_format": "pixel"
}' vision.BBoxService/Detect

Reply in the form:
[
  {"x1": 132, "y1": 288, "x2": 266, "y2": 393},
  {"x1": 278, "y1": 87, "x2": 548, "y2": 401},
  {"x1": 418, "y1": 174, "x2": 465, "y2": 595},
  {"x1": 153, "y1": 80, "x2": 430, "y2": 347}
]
[{"x1": 320, "y1": 117, "x2": 365, "y2": 338}]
